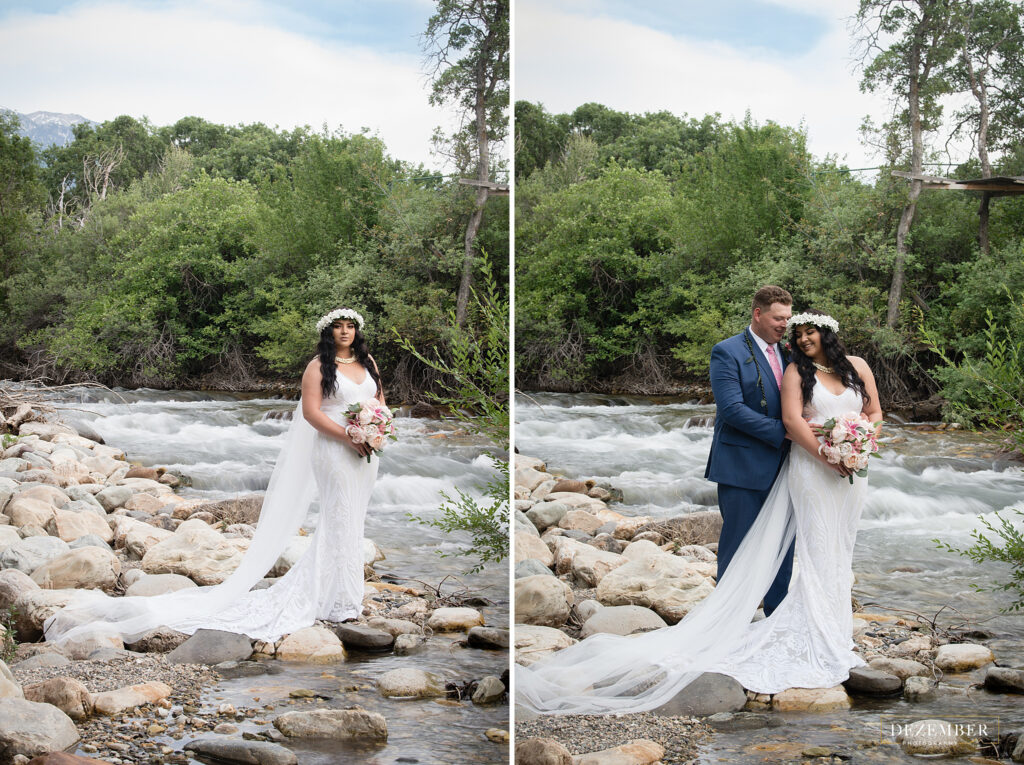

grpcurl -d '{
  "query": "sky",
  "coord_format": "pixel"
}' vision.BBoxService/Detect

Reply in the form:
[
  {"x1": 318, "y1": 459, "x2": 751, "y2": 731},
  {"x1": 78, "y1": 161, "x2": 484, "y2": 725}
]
[
  {"x1": 0, "y1": 0, "x2": 454, "y2": 167},
  {"x1": 514, "y1": 0, "x2": 895, "y2": 171}
]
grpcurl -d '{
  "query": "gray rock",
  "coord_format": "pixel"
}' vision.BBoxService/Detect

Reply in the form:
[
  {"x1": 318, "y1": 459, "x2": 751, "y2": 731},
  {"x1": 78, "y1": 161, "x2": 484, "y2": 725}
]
[
  {"x1": 376, "y1": 668, "x2": 446, "y2": 698},
  {"x1": 580, "y1": 604, "x2": 667, "y2": 638},
  {"x1": 515, "y1": 558, "x2": 553, "y2": 579},
  {"x1": 984, "y1": 666, "x2": 1024, "y2": 694},
  {"x1": 471, "y1": 675, "x2": 505, "y2": 704},
  {"x1": 67, "y1": 534, "x2": 112, "y2": 551},
  {"x1": 903, "y1": 676, "x2": 938, "y2": 702},
  {"x1": 95, "y1": 485, "x2": 133, "y2": 512},
  {"x1": 332, "y1": 623, "x2": 394, "y2": 652},
  {"x1": 467, "y1": 626, "x2": 509, "y2": 650},
  {"x1": 652, "y1": 672, "x2": 747, "y2": 716},
  {"x1": 393, "y1": 634, "x2": 425, "y2": 655},
  {"x1": 273, "y1": 707, "x2": 387, "y2": 739},
  {"x1": 126, "y1": 627, "x2": 190, "y2": 653},
  {"x1": 526, "y1": 502, "x2": 570, "y2": 532},
  {"x1": 214, "y1": 660, "x2": 284, "y2": 679},
  {"x1": 12, "y1": 653, "x2": 70, "y2": 670},
  {"x1": 167, "y1": 628, "x2": 253, "y2": 665},
  {"x1": 61, "y1": 494, "x2": 105, "y2": 515},
  {"x1": 0, "y1": 697, "x2": 80, "y2": 759},
  {"x1": 844, "y1": 666, "x2": 903, "y2": 696},
  {"x1": 515, "y1": 510, "x2": 539, "y2": 538},
  {"x1": 185, "y1": 737, "x2": 298, "y2": 765},
  {"x1": 0, "y1": 536, "x2": 70, "y2": 574}
]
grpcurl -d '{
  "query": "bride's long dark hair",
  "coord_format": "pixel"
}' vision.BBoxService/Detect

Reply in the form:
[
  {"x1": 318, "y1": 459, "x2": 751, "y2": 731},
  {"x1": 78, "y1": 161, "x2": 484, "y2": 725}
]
[
  {"x1": 317, "y1": 311, "x2": 382, "y2": 399},
  {"x1": 789, "y1": 309, "x2": 869, "y2": 406}
]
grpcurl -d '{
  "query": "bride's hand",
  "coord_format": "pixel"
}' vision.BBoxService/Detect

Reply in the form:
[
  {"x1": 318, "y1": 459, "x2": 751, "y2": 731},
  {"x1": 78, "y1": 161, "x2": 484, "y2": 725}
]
[{"x1": 341, "y1": 431, "x2": 373, "y2": 457}]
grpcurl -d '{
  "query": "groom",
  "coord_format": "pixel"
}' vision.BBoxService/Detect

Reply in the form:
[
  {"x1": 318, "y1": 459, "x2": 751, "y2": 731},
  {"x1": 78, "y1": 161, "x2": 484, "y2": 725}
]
[{"x1": 705, "y1": 285, "x2": 794, "y2": 616}]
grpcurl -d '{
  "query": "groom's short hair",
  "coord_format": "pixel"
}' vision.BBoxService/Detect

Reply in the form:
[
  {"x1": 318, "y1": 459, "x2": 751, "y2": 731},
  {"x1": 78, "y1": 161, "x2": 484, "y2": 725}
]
[{"x1": 752, "y1": 285, "x2": 792, "y2": 313}]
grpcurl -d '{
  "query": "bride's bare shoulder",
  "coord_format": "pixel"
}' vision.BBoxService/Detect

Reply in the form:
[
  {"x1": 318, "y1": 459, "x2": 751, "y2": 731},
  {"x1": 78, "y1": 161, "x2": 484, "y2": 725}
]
[
  {"x1": 303, "y1": 358, "x2": 323, "y2": 378},
  {"x1": 847, "y1": 356, "x2": 871, "y2": 374}
]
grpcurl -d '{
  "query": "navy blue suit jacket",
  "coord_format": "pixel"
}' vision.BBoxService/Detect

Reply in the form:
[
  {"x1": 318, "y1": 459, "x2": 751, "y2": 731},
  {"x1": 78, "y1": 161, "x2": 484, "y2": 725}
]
[{"x1": 704, "y1": 329, "x2": 790, "y2": 491}]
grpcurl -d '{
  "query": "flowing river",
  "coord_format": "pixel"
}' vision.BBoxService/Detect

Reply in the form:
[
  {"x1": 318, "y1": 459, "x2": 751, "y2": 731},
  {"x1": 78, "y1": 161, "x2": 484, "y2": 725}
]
[
  {"x1": 516, "y1": 392, "x2": 1024, "y2": 763},
  {"x1": 49, "y1": 386, "x2": 510, "y2": 765}
]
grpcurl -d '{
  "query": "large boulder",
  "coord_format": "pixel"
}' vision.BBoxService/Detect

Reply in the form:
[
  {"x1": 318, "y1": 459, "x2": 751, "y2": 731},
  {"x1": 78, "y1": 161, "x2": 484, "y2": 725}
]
[
  {"x1": 123, "y1": 524, "x2": 174, "y2": 559},
  {"x1": 276, "y1": 626, "x2": 346, "y2": 663},
  {"x1": 551, "y1": 538, "x2": 627, "y2": 587},
  {"x1": 580, "y1": 605, "x2": 667, "y2": 638},
  {"x1": 934, "y1": 643, "x2": 994, "y2": 672},
  {"x1": 167, "y1": 629, "x2": 253, "y2": 665},
  {"x1": 515, "y1": 624, "x2": 576, "y2": 667},
  {"x1": 332, "y1": 623, "x2": 394, "y2": 652},
  {"x1": 0, "y1": 536, "x2": 70, "y2": 574},
  {"x1": 30, "y1": 547, "x2": 120, "y2": 591},
  {"x1": 467, "y1": 626, "x2": 510, "y2": 650},
  {"x1": 426, "y1": 607, "x2": 484, "y2": 632},
  {"x1": 0, "y1": 569, "x2": 39, "y2": 611},
  {"x1": 868, "y1": 657, "x2": 931, "y2": 680},
  {"x1": 0, "y1": 526, "x2": 21, "y2": 552},
  {"x1": 843, "y1": 667, "x2": 902, "y2": 696},
  {"x1": 772, "y1": 685, "x2": 851, "y2": 712},
  {"x1": 515, "y1": 533, "x2": 554, "y2": 567},
  {"x1": 526, "y1": 502, "x2": 570, "y2": 532},
  {"x1": 12, "y1": 588, "x2": 87, "y2": 641},
  {"x1": 573, "y1": 740, "x2": 665, "y2": 765},
  {"x1": 516, "y1": 738, "x2": 572, "y2": 765},
  {"x1": 187, "y1": 494, "x2": 263, "y2": 525},
  {"x1": 0, "y1": 698, "x2": 80, "y2": 760},
  {"x1": 94, "y1": 485, "x2": 132, "y2": 512},
  {"x1": 273, "y1": 707, "x2": 387, "y2": 739},
  {"x1": 270, "y1": 536, "x2": 311, "y2": 577},
  {"x1": 91, "y1": 681, "x2": 171, "y2": 716},
  {"x1": 142, "y1": 519, "x2": 248, "y2": 585},
  {"x1": 184, "y1": 738, "x2": 298, "y2": 765},
  {"x1": 652, "y1": 673, "x2": 745, "y2": 717},
  {"x1": 983, "y1": 666, "x2": 1024, "y2": 694},
  {"x1": 124, "y1": 572, "x2": 197, "y2": 597},
  {"x1": 4, "y1": 496, "x2": 57, "y2": 530},
  {"x1": 376, "y1": 668, "x2": 446, "y2": 698},
  {"x1": 22, "y1": 677, "x2": 92, "y2": 720},
  {"x1": 515, "y1": 576, "x2": 574, "y2": 628},
  {"x1": 596, "y1": 555, "x2": 714, "y2": 623}
]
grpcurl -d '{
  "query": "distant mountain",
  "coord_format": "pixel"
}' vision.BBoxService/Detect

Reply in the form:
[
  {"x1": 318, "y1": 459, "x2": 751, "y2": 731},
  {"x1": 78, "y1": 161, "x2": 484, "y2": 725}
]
[{"x1": 1, "y1": 107, "x2": 97, "y2": 147}]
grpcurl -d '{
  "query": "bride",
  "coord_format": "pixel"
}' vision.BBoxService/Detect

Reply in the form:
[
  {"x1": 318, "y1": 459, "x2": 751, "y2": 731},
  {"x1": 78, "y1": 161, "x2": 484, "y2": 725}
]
[
  {"x1": 44, "y1": 307, "x2": 386, "y2": 644},
  {"x1": 517, "y1": 310, "x2": 883, "y2": 714}
]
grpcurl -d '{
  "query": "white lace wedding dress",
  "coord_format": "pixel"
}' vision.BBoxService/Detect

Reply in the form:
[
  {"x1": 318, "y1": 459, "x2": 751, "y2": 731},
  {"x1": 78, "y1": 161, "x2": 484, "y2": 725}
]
[
  {"x1": 516, "y1": 380, "x2": 868, "y2": 714},
  {"x1": 44, "y1": 369, "x2": 379, "y2": 644}
]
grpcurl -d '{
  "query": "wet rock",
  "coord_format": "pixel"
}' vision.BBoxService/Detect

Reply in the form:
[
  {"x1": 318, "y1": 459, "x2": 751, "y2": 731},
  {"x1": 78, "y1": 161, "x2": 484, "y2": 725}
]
[
  {"x1": 580, "y1": 605, "x2": 667, "y2": 638},
  {"x1": 515, "y1": 625, "x2": 577, "y2": 667},
  {"x1": 30, "y1": 547, "x2": 120, "y2": 591},
  {"x1": 365, "y1": 617, "x2": 423, "y2": 637},
  {"x1": 91, "y1": 681, "x2": 171, "y2": 715},
  {"x1": 935, "y1": 643, "x2": 995, "y2": 672},
  {"x1": 0, "y1": 698, "x2": 80, "y2": 758},
  {"x1": 516, "y1": 737, "x2": 572, "y2": 765},
  {"x1": 903, "y1": 676, "x2": 938, "y2": 701},
  {"x1": 596, "y1": 555, "x2": 714, "y2": 623},
  {"x1": 772, "y1": 685, "x2": 851, "y2": 712},
  {"x1": 392, "y1": 634, "x2": 426, "y2": 655},
  {"x1": 167, "y1": 628, "x2": 253, "y2": 665},
  {"x1": 332, "y1": 623, "x2": 394, "y2": 652},
  {"x1": 276, "y1": 626, "x2": 346, "y2": 663},
  {"x1": 652, "y1": 672, "x2": 746, "y2": 716},
  {"x1": 25, "y1": 753, "x2": 112, "y2": 764},
  {"x1": 471, "y1": 675, "x2": 505, "y2": 704},
  {"x1": 891, "y1": 635, "x2": 932, "y2": 657},
  {"x1": 185, "y1": 736, "x2": 298, "y2": 764},
  {"x1": 515, "y1": 576, "x2": 573, "y2": 628},
  {"x1": 868, "y1": 657, "x2": 931, "y2": 679},
  {"x1": 22, "y1": 677, "x2": 92, "y2": 721},
  {"x1": 377, "y1": 668, "x2": 446, "y2": 698},
  {"x1": 515, "y1": 534, "x2": 554, "y2": 566},
  {"x1": 843, "y1": 666, "x2": 903, "y2": 696},
  {"x1": 426, "y1": 607, "x2": 484, "y2": 632},
  {"x1": 515, "y1": 558, "x2": 553, "y2": 579},
  {"x1": 984, "y1": 667, "x2": 1024, "y2": 694},
  {"x1": 467, "y1": 626, "x2": 509, "y2": 650},
  {"x1": 124, "y1": 572, "x2": 197, "y2": 597},
  {"x1": 214, "y1": 660, "x2": 282, "y2": 679},
  {"x1": 0, "y1": 659, "x2": 23, "y2": 698},
  {"x1": 897, "y1": 718, "x2": 978, "y2": 756},
  {"x1": 273, "y1": 707, "x2": 387, "y2": 740},
  {"x1": 574, "y1": 739, "x2": 665, "y2": 765},
  {"x1": 1, "y1": 536, "x2": 70, "y2": 574}
]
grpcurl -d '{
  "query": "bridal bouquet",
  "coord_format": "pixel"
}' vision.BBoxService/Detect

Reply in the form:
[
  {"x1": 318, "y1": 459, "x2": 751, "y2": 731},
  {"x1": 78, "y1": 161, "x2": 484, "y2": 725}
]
[
  {"x1": 345, "y1": 399, "x2": 396, "y2": 463},
  {"x1": 814, "y1": 412, "x2": 881, "y2": 484}
]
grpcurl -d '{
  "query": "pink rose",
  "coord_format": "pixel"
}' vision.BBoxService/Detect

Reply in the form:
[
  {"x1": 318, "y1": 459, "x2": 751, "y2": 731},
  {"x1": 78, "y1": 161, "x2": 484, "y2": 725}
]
[
  {"x1": 843, "y1": 453, "x2": 860, "y2": 469},
  {"x1": 347, "y1": 426, "x2": 366, "y2": 444},
  {"x1": 369, "y1": 434, "x2": 386, "y2": 451},
  {"x1": 363, "y1": 424, "x2": 380, "y2": 438}
]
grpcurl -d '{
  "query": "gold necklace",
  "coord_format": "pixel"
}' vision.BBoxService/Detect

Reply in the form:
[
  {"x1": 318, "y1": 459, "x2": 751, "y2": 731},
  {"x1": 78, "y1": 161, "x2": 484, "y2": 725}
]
[
  {"x1": 812, "y1": 361, "x2": 835, "y2": 374},
  {"x1": 335, "y1": 355, "x2": 356, "y2": 365}
]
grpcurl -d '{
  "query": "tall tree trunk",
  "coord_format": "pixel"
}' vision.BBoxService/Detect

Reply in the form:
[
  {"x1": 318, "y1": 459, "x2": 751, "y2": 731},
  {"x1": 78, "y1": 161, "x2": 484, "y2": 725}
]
[
  {"x1": 963, "y1": 26, "x2": 992, "y2": 254},
  {"x1": 456, "y1": 56, "x2": 492, "y2": 328}
]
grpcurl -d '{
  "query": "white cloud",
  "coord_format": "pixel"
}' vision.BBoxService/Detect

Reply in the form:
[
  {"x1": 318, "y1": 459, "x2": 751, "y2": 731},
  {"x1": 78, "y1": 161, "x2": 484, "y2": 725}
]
[
  {"x1": 514, "y1": 0, "x2": 893, "y2": 169},
  {"x1": 1, "y1": 0, "x2": 450, "y2": 167}
]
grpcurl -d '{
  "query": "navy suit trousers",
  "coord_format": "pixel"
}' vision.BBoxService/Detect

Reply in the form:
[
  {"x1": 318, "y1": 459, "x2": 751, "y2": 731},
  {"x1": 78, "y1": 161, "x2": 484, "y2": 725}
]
[{"x1": 716, "y1": 482, "x2": 794, "y2": 616}]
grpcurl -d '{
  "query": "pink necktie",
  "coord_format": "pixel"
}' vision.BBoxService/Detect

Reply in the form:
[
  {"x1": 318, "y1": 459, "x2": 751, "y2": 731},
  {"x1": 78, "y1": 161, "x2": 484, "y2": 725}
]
[{"x1": 766, "y1": 345, "x2": 783, "y2": 388}]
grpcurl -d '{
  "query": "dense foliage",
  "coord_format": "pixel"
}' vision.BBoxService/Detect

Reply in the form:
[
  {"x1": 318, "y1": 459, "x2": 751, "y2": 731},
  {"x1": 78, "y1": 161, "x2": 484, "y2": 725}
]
[{"x1": 0, "y1": 114, "x2": 508, "y2": 399}]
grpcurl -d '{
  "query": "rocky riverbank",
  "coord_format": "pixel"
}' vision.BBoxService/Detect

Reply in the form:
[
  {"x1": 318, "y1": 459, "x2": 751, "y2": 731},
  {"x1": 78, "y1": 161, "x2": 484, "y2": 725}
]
[
  {"x1": 513, "y1": 455, "x2": 1024, "y2": 764},
  {"x1": 0, "y1": 400, "x2": 509, "y2": 763}
]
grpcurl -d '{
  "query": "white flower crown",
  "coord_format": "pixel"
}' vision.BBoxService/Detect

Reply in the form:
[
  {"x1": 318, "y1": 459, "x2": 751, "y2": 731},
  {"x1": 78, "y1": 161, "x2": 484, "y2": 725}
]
[
  {"x1": 316, "y1": 308, "x2": 366, "y2": 334},
  {"x1": 786, "y1": 312, "x2": 839, "y2": 334}
]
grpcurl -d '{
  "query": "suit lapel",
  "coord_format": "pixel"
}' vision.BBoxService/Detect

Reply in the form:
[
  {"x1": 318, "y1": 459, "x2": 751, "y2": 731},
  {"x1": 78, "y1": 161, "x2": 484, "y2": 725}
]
[{"x1": 746, "y1": 329, "x2": 782, "y2": 394}]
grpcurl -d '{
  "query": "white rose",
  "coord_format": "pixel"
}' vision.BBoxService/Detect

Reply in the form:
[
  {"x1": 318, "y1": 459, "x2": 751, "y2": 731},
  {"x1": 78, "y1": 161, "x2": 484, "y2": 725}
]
[
  {"x1": 843, "y1": 453, "x2": 859, "y2": 469},
  {"x1": 357, "y1": 408, "x2": 374, "y2": 425},
  {"x1": 369, "y1": 434, "x2": 386, "y2": 451},
  {"x1": 347, "y1": 426, "x2": 366, "y2": 444},
  {"x1": 838, "y1": 442, "x2": 854, "y2": 458},
  {"x1": 363, "y1": 424, "x2": 380, "y2": 438}
]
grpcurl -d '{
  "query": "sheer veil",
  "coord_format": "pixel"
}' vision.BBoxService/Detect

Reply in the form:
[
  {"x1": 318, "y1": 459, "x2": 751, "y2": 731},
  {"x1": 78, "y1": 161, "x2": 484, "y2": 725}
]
[
  {"x1": 44, "y1": 400, "x2": 317, "y2": 644},
  {"x1": 516, "y1": 460, "x2": 796, "y2": 715}
]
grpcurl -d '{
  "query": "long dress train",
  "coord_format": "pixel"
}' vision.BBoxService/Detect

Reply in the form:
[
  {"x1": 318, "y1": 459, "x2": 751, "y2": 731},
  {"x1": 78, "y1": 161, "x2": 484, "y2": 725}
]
[
  {"x1": 44, "y1": 369, "x2": 378, "y2": 644},
  {"x1": 516, "y1": 381, "x2": 867, "y2": 714}
]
